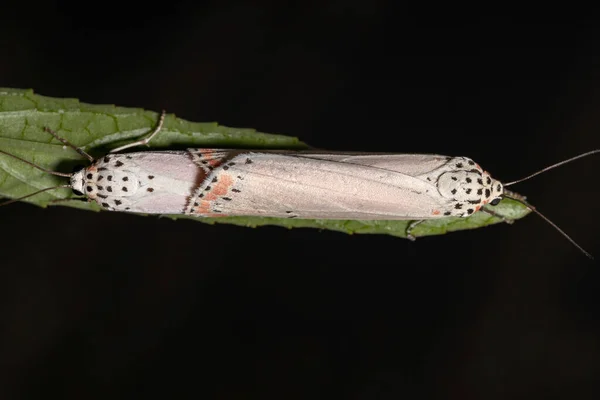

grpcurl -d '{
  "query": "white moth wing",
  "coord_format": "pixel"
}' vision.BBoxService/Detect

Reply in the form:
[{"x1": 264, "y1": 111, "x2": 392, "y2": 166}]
[
  {"x1": 187, "y1": 150, "x2": 453, "y2": 177},
  {"x1": 287, "y1": 153, "x2": 452, "y2": 176},
  {"x1": 124, "y1": 151, "x2": 199, "y2": 182},
  {"x1": 86, "y1": 151, "x2": 201, "y2": 214},
  {"x1": 186, "y1": 152, "x2": 452, "y2": 219}
]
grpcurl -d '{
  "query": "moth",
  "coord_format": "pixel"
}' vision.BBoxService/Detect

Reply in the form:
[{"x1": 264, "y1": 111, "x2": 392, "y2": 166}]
[{"x1": 0, "y1": 111, "x2": 596, "y2": 257}]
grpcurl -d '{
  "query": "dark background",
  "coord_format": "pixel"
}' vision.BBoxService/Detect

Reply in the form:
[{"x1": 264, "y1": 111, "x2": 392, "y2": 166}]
[{"x1": 2, "y1": 4, "x2": 600, "y2": 399}]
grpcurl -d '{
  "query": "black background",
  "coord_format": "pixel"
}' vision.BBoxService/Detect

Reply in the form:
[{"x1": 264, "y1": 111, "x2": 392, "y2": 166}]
[{"x1": 2, "y1": 4, "x2": 600, "y2": 399}]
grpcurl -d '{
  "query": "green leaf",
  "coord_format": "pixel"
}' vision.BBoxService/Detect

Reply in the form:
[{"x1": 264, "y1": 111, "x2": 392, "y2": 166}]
[{"x1": 0, "y1": 88, "x2": 531, "y2": 238}]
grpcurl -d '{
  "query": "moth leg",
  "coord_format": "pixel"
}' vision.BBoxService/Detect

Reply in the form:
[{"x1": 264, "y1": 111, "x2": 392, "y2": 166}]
[
  {"x1": 480, "y1": 208, "x2": 514, "y2": 225},
  {"x1": 110, "y1": 110, "x2": 167, "y2": 153},
  {"x1": 406, "y1": 219, "x2": 425, "y2": 241}
]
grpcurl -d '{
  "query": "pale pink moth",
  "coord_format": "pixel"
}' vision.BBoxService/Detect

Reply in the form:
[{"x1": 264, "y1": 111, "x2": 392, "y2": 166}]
[{"x1": 0, "y1": 111, "x2": 597, "y2": 257}]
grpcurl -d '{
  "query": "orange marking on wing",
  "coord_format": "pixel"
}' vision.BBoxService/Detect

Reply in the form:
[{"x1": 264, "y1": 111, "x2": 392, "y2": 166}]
[
  {"x1": 204, "y1": 192, "x2": 218, "y2": 201},
  {"x1": 432, "y1": 209, "x2": 440, "y2": 215},
  {"x1": 200, "y1": 149, "x2": 221, "y2": 167},
  {"x1": 193, "y1": 201, "x2": 226, "y2": 218},
  {"x1": 475, "y1": 205, "x2": 481, "y2": 211},
  {"x1": 197, "y1": 200, "x2": 212, "y2": 214},
  {"x1": 193, "y1": 174, "x2": 235, "y2": 215},
  {"x1": 213, "y1": 174, "x2": 233, "y2": 195}
]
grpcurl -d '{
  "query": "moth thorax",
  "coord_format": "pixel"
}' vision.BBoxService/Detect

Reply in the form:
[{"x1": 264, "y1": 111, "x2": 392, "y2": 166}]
[
  {"x1": 436, "y1": 170, "x2": 485, "y2": 201},
  {"x1": 82, "y1": 169, "x2": 140, "y2": 198}
]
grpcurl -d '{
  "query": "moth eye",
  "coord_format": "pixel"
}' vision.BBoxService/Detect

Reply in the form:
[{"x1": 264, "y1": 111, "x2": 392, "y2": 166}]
[
  {"x1": 72, "y1": 164, "x2": 85, "y2": 173},
  {"x1": 490, "y1": 198, "x2": 501, "y2": 206},
  {"x1": 72, "y1": 189, "x2": 84, "y2": 196}
]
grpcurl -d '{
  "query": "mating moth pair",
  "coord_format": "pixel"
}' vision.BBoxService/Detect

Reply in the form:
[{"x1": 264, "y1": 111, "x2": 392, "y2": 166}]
[{"x1": 0, "y1": 111, "x2": 596, "y2": 257}]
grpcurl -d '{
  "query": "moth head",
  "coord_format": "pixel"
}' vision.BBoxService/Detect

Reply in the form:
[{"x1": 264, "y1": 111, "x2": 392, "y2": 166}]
[{"x1": 485, "y1": 173, "x2": 503, "y2": 206}]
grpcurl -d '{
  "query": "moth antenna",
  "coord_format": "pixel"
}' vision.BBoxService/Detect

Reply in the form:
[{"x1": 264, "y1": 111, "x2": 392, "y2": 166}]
[
  {"x1": 0, "y1": 185, "x2": 73, "y2": 207},
  {"x1": 503, "y1": 191, "x2": 593, "y2": 259},
  {"x1": 0, "y1": 149, "x2": 73, "y2": 178},
  {"x1": 44, "y1": 127, "x2": 94, "y2": 162},
  {"x1": 504, "y1": 149, "x2": 600, "y2": 187}
]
